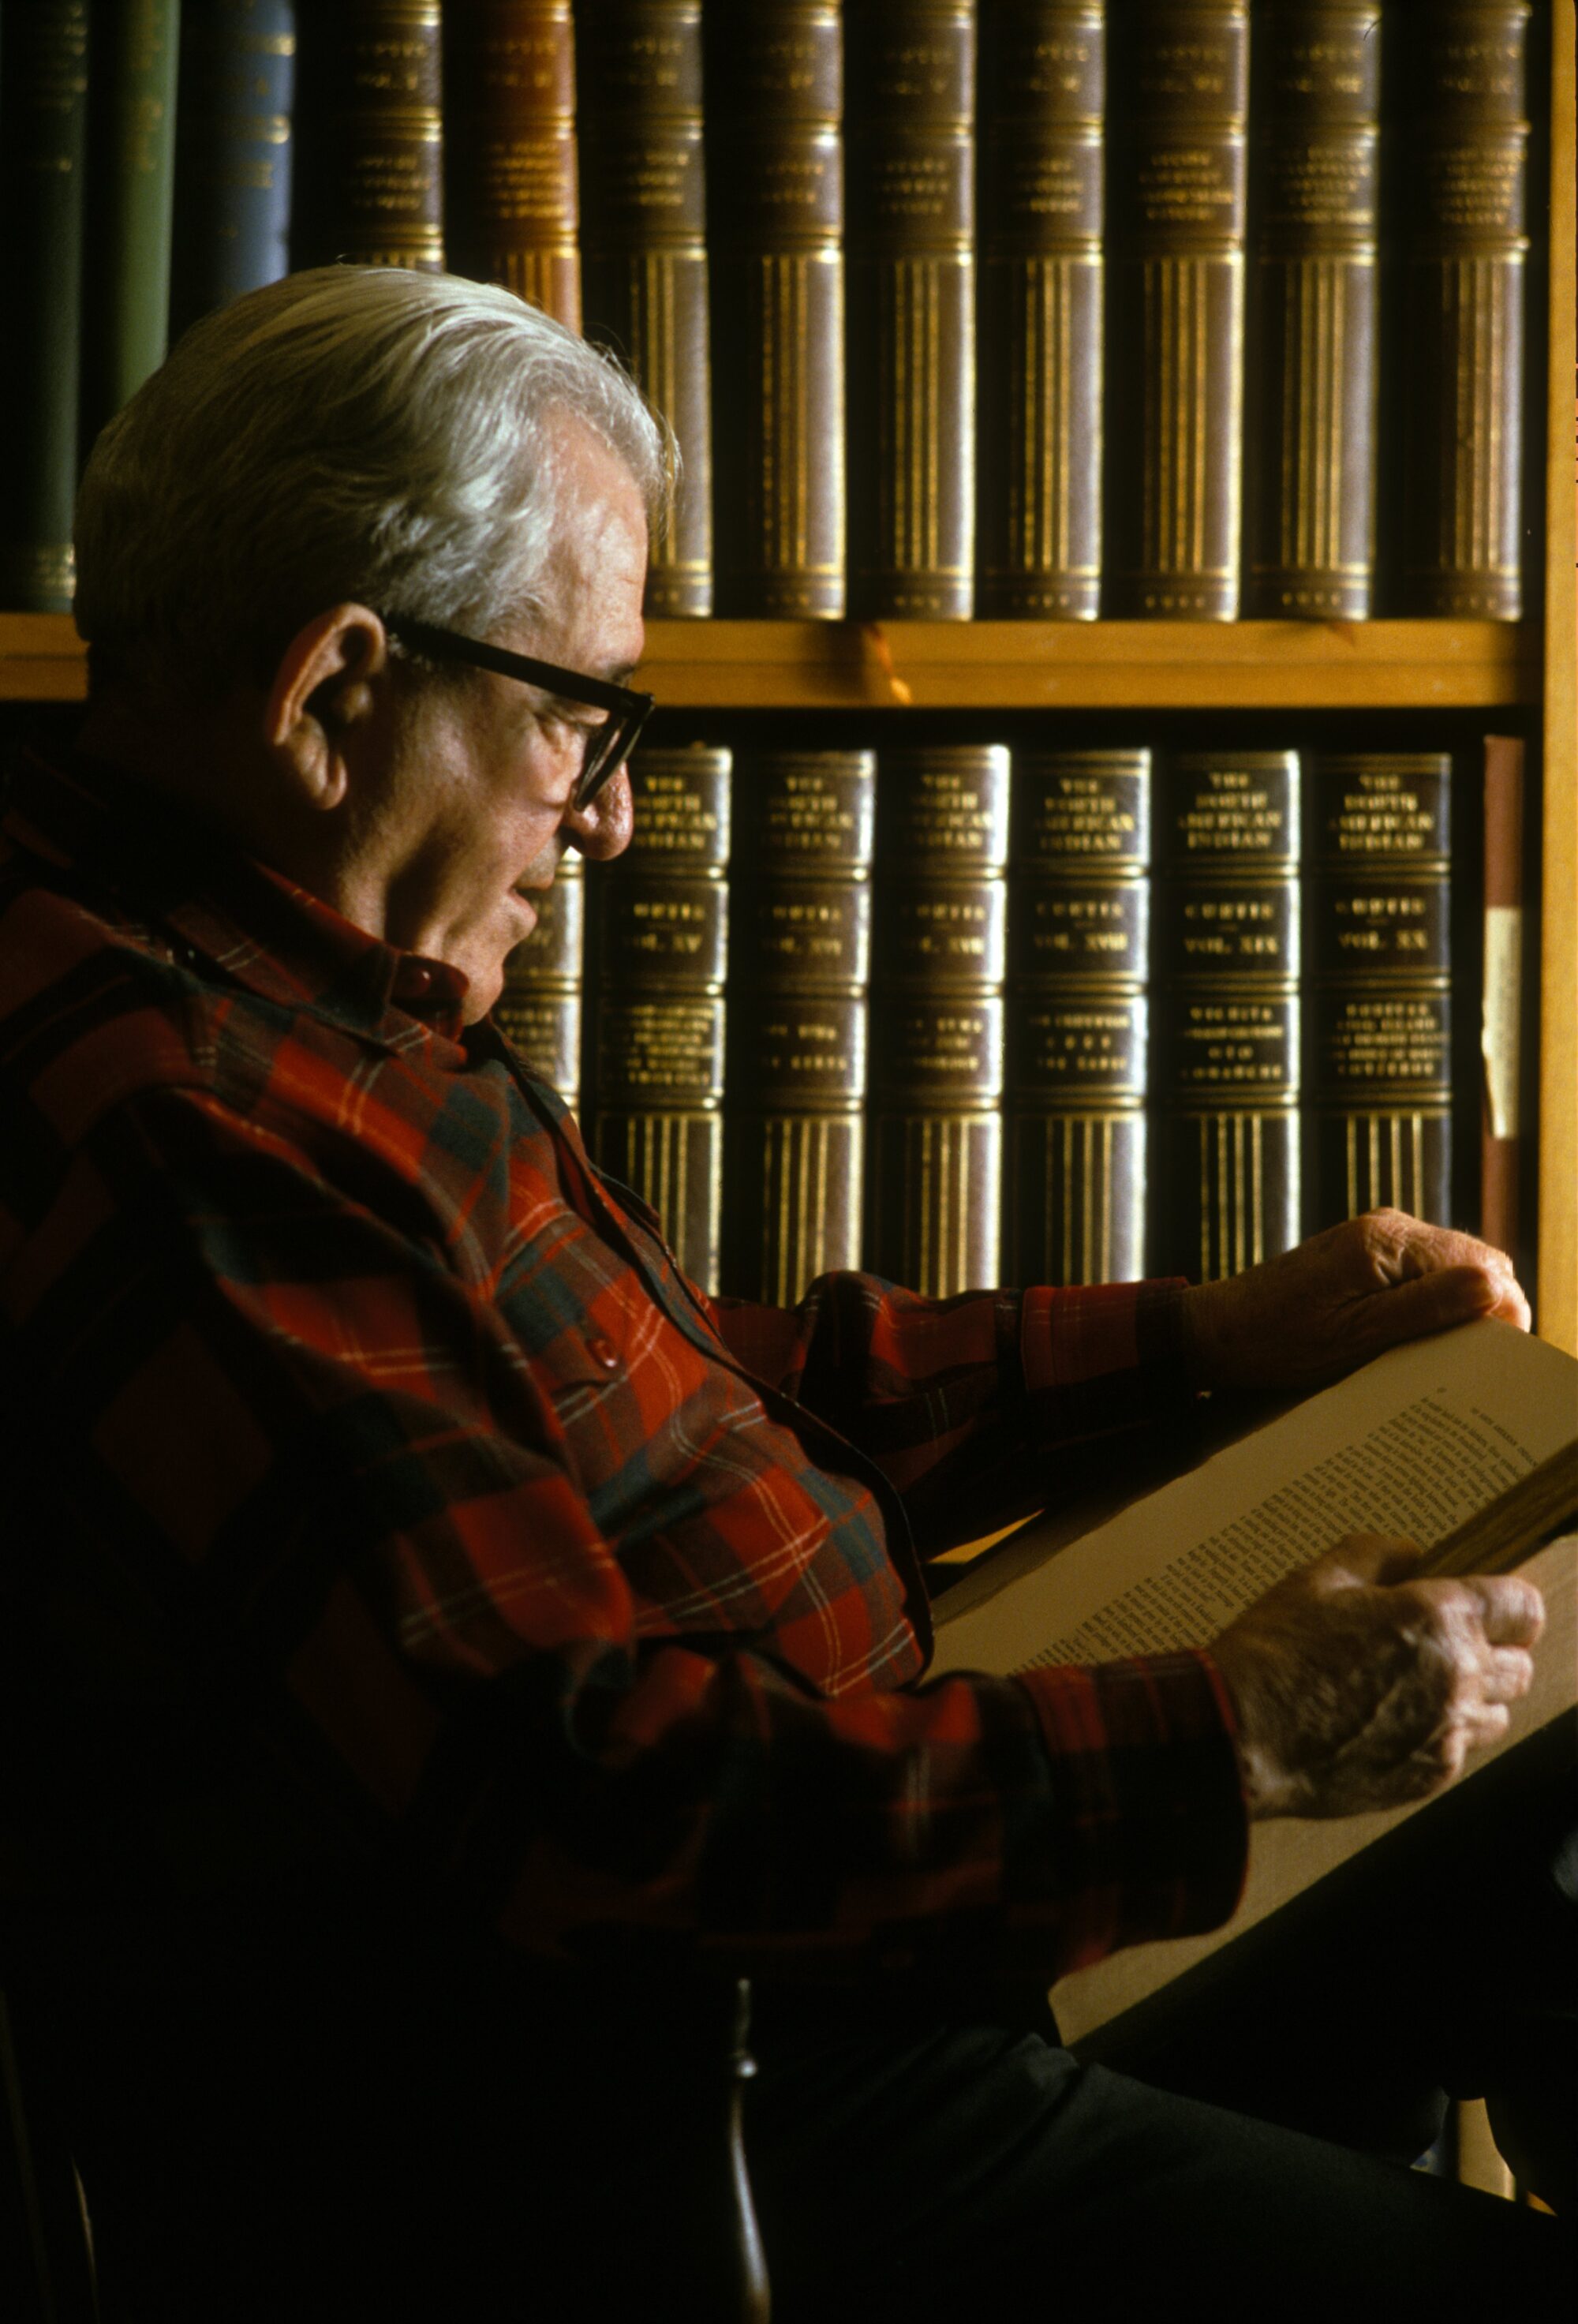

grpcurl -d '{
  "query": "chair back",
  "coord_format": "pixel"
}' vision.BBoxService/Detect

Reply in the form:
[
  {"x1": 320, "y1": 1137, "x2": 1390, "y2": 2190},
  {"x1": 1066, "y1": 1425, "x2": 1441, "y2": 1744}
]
[{"x1": 0, "y1": 1980, "x2": 99, "y2": 2324}]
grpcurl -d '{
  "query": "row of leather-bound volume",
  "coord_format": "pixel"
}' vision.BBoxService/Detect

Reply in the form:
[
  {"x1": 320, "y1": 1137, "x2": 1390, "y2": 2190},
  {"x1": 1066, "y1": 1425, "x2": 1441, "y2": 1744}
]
[
  {"x1": 499, "y1": 743, "x2": 1456, "y2": 1302},
  {"x1": 0, "y1": 1, "x2": 1534, "y2": 621}
]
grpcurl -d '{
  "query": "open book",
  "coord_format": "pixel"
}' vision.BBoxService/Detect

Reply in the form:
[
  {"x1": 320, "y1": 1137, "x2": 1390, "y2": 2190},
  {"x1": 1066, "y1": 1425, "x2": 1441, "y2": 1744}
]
[{"x1": 931, "y1": 1319, "x2": 1578, "y2": 2042}]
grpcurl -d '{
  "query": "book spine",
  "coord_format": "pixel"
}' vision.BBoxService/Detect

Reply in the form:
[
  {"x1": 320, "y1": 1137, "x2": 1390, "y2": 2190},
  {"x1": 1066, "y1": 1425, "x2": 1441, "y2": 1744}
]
[
  {"x1": 1244, "y1": 0, "x2": 1380, "y2": 620},
  {"x1": 84, "y1": 0, "x2": 182, "y2": 431},
  {"x1": 294, "y1": 0, "x2": 444, "y2": 272},
  {"x1": 975, "y1": 2, "x2": 1104, "y2": 621},
  {"x1": 868, "y1": 746, "x2": 1009, "y2": 1296},
  {"x1": 591, "y1": 747, "x2": 731, "y2": 1293},
  {"x1": 0, "y1": 1, "x2": 90, "y2": 612},
  {"x1": 1400, "y1": 2, "x2": 1529, "y2": 618},
  {"x1": 1306, "y1": 754, "x2": 1453, "y2": 1229},
  {"x1": 1154, "y1": 750, "x2": 1301, "y2": 1278},
  {"x1": 170, "y1": 0, "x2": 296, "y2": 335},
  {"x1": 577, "y1": 1, "x2": 712, "y2": 617},
  {"x1": 1106, "y1": 0, "x2": 1248, "y2": 619},
  {"x1": 494, "y1": 853, "x2": 584, "y2": 1110},
  {"x1": 1480, "y1": 734, "x2": 1524, "y2": 1258},
  {"x1": 443, "y1": 0, "x2": 580, "y2": 327},
  {"x1": 844, "y1": 0, "x2": 976, "y2": 619},
  {"x1": 1006, "y1": 750, "x2": 1150, "y2": 1286},
  {"x1": 705, "y1": 2, "x2": 846, "y2": 619},
  {"x1": 724, "y1": 750, "x2": 877, "y2": 1304}
]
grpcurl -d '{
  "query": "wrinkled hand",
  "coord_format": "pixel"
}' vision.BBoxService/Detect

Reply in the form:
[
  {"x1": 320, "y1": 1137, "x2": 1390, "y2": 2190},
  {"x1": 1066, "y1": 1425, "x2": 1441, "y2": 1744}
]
[
  {"x1": 1179, "y1": 1209, "x2": 1529, "y2": 1394},
  {"x1": 1211, "y1": 1534, "x2": 1544, "y2": 1820}
]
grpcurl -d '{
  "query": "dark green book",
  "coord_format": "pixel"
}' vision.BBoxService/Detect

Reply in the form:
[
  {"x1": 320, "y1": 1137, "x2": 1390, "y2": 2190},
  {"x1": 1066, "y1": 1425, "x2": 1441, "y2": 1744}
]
[
  {"x1": 83, "y1": 0, "x2": 183, "y2": 440},
  {"x1": 0, "y1": 2, "x2": 92, "y2": 611}
]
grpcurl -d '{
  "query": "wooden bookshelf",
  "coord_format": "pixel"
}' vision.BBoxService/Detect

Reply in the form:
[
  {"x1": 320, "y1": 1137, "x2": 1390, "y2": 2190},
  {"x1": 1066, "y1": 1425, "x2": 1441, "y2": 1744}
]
[
  {"x1": 0, "y1": 610, "x2": 1542, "y2": 712},
  {"x1": 2, "y1": 13, "x2": 1570, "y2": 1352},
  {"x1": 1537, "y1": 0, "x2": 1577, "y2": 1360}
]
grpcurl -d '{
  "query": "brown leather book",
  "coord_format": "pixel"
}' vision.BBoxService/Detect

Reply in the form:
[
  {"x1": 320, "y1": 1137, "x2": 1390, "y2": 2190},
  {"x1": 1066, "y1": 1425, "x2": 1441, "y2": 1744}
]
[
  {"x1": 443, "y1": 0, "x2": 580, "y2": 327},
  {"x1": 1399, "y1": 2, "x2": 1530, "y2": 619},
  {"x1": 845, "y1": 1, "x2": 977, "y2": 619},
  {"x1": 868, "y1": 747, "x2": 1009, "y2": 1297},
  {"x1": 1154, "y1": 750, "x2": 1301, "y2": 1279},
  {"x1": 1105, "y1": 2, "x2": 1249, "y2": 619},
  {"x1": 705, "y1": 2, "x2": 846, "y2": 618},
  {"x1": 1245, "y1": 2, "x2": 1381, "y2": 620},
  {"x1": 724, "y1": 750, "x2": 876, "y2": 1304},
  {"x1": 577, "y1": 1, "x2": 712, "y2": 617},
  {"x1": 494, "y1": 854, "x2": 584, "y2": 1110},
  {"x1": 1305, "y1": 754, "x2": 1453, "y2": 1231},
  {"x1": 293, "y1": 1, "x2": 445, "y2": 271},
  {"x1": 1005, "y1": 750, "x2": 1150, "y2": 1286},
  {"x1": 975, "y1": 2, "x2": 1104, "y2": 622},
  {"x1": 589, "y1": 747, "x2": 731, "y2": 1293}
]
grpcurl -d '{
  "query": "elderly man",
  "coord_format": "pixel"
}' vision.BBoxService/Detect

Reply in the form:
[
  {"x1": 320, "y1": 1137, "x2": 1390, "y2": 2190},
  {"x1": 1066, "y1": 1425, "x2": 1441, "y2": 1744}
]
[{"x1": 1, "y1": 268, "x2": 1570, "y2": 2318}]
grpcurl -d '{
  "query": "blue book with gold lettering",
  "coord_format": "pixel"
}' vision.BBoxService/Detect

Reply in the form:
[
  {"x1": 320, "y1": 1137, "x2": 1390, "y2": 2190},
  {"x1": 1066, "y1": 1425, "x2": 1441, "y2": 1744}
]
[{"x1": 170, "y1": 0, "x2": 295, "y2": 335}]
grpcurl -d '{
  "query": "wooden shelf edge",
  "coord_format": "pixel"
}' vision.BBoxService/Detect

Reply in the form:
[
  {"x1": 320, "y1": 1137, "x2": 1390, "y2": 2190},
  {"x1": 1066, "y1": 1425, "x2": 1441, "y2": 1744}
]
[
  {"x1": 1537, "y1": 0, "x2": 1577, "y2": 1356},
  {"x1": 0, "y1": 612, "x2": 1542, "y2": 711}
]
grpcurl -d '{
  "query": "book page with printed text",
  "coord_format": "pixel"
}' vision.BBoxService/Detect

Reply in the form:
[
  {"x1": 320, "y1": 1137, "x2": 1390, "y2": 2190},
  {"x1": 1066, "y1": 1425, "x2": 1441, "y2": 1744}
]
[{"x1": 932, "y1": 1320, "x2": 1575, "y2": 1680}]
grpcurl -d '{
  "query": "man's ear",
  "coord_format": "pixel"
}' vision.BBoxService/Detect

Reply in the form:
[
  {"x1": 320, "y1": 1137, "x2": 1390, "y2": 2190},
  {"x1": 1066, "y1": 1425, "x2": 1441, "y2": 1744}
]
[{"x1": 263, "y1": 605, "x2": 391, "y2": 810}]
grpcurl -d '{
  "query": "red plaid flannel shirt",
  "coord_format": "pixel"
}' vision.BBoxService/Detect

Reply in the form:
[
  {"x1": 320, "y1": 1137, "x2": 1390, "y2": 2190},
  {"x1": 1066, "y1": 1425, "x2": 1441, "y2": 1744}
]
[{"x1": 0, "y1": 745, "x2": 1246, "y2": 1984}]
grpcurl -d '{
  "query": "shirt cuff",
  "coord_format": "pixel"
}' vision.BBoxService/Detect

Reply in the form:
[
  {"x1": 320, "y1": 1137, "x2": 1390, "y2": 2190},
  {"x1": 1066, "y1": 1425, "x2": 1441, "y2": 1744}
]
[
  {"x1": 1019, "y1": 1278, "x2": 1197, "y2": 1435},
  {"x1": 1015, "y1": 1646, "x2": 1248, "y2": 1968}
]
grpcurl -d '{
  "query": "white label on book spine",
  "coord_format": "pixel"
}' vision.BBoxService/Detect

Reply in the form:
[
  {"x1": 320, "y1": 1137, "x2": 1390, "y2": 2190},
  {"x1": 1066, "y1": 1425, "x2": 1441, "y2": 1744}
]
[{"x1": 1482, "y1": 904, "x2": 1523, "y2": 1138}]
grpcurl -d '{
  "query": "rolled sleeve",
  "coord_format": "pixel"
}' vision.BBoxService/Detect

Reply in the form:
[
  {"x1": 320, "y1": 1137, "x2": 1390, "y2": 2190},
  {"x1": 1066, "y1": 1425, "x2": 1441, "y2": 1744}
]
[{"x1": 1015, "y1": 1647, "x2": 1248, "y2": 1967}]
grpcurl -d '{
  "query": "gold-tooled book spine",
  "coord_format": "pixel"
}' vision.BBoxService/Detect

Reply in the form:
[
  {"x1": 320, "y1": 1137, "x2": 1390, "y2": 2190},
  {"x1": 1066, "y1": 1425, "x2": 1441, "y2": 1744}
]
[
  {"x1": 1400, "y1": 2, "x2": 1529, "y2": 619},
  {"x1": 1245, "y1": 1, "x2": 1380, "y2": 619},
  {"x1": 494, "y1": 853, "x2": 584, "y2": 1109},
  {"x1": 1154, "y1": 750, "x2": 1301, "y2": 1280},
  {"x1": 0, "y1": 0, "x2": 88, "y2": 613},
  {"x1": 443, "y1": 1, "x2": 580, "y2": 327},
  {"x1": 578, "y1": 1, "x2": 712, "y2": 616},
  {"x1": 976, "y1": 2, "x2": 1103, "y2": 619},
  {"x1": 705, "y1": 3, "x2": 846, "y2": 618},
  {"x1": 845, "y1": 1, "x2": 976, "y2": 619},
  {"x1": 869, "y1": 747, "x2": 1009, "y2": 1297},
  {"x1": 294, "y1": 2, "x2": 445, "y2": 271},
  {"x1": 725, "y1": 751, "x2": 877, "y2": 1303},
  {"x1": 1006, "y1": 750, "x2": 1150, "y2": 1287},
  {"x1": 1305, "y1": 754, "x2": 1453, "y2": 1229},
  {"x1": 591, "y1": 748, "x2": 731, "y2": 1292},
  {"x1": 1106, "y1": 1, "x2": 1247, "y2": 619}
]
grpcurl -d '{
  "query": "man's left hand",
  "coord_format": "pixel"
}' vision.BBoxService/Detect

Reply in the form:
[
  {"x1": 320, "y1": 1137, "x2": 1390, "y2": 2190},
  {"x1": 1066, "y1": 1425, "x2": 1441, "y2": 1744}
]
[{"x1": 1178, "y1": 1209, "x2": 1530, "y2": 1394}]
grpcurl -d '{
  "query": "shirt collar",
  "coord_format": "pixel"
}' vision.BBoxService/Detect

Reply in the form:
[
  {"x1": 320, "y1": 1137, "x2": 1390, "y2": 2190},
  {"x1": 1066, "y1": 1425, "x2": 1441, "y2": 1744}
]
[{"x1": 3, "y1": 740, "x2": 473, "y2": 1046}]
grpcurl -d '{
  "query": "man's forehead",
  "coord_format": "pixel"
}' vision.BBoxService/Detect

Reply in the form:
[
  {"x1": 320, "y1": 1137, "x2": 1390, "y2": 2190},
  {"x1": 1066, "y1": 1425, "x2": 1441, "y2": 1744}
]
[{"x1": 525, "y1": 432, "x2": 648, "y2": 674}]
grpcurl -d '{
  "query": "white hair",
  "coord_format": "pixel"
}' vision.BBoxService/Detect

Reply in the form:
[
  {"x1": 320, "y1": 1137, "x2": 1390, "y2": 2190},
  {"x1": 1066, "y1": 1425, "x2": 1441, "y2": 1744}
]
[{"x1": 73, "y1": 265, "x2": 671, "y2": 698}]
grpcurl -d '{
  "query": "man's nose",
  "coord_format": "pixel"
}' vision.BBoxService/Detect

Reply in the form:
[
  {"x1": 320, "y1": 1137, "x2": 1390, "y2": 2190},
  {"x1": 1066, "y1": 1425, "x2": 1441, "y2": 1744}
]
[{"x1": 562, "y1": 765, "x2": 634, "y2": 861}]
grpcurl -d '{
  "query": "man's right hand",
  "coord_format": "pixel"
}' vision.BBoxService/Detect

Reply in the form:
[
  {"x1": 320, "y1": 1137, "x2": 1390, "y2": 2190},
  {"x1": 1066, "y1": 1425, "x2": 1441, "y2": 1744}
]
[{"x1": 1210, "y1": 1536, "x2": 1544, "y2": 1821}]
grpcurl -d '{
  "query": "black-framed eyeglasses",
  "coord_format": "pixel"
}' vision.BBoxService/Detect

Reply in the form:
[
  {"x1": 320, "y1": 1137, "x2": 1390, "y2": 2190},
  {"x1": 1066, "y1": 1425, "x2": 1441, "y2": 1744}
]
[{"x1": 381, "y1": 612, "x2": 655, "y2": 811}]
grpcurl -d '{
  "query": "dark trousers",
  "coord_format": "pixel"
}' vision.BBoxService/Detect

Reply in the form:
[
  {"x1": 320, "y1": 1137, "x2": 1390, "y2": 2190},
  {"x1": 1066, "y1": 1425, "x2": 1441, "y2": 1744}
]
[
  {"x1": 745, "y1": 1716, "x2": 1576, "y2": 2319},
  {"x1": 35, "y1": 1720, "x2": 1577, "y2": 2318}
]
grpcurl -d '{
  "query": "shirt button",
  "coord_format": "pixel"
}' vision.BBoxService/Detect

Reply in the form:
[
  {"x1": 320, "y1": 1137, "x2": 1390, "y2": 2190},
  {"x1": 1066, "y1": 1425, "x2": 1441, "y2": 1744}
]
[
  {"x1": 402, "y1": 965, "x2": 434, "y2": 997},
  {"x1": 585, "y1": 1334, "x2": 620, "y2": 1371}
]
